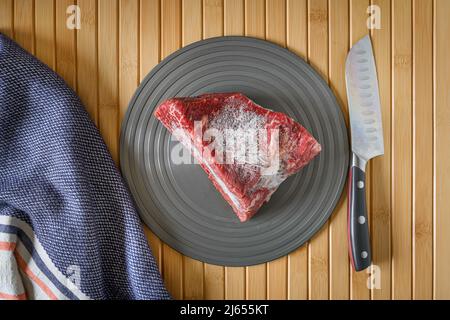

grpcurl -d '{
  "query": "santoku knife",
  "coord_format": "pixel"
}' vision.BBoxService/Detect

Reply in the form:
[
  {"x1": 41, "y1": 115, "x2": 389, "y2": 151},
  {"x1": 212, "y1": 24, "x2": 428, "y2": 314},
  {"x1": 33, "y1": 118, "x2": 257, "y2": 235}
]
[{"x1": 345, "y1": 35, "x2": 384, "y2": 272}]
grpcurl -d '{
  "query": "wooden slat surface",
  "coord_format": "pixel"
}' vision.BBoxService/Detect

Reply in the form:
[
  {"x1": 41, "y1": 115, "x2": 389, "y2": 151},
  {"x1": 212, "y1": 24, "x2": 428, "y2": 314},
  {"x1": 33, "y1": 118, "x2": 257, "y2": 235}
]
[
  {"x1": 203, "y1": 0, "x2": 223, "y2": 38},
  {"x1": 392, "y1": 0, "x2": 412, "y2": 300},
  {"x1": 140, "y1": 0, "x2": 160, "y2": 80},
  {"x1": 307, "y1": 0, "x2": 329, "y2": 300},
  {"x1": 329, "y1": 0, "x2": 350, "y2": 300},
  {"x1": 1, "y1": 0, "x2": 448, "y2": 300},
  {"x1": 14, "y1": 0, "x2": 34, "y2": 53},
  {"x1": 98, "y1": 0, "x2": 119, "y2": 164},
  {"x1": 371, "y1": 0, "x2": 392, "y2": 301},
  {"x1": 349, "y1": 0, "x2": 370, "y2": 300},
  {"x1": 56, "y1": 0, "x2": 76, "y2": 90},
  {"x1": 77, "y1": 0, "x2": 97, "y2": 123},
  {"x1": 412, "y1": 0, "x2": 433, "y2": 300},
  {"x1": 35, "y1": 0, "x2": 55, "y2": 70},
  {"x1": 119, "y1": 0, "x2": 139, "y2": 120},
  {"x1": 0, "y1": 0, "x2": 13, "y2": 38},
  {"x1": 434, "y1": 0, "x2": 450, "y2": 300}
]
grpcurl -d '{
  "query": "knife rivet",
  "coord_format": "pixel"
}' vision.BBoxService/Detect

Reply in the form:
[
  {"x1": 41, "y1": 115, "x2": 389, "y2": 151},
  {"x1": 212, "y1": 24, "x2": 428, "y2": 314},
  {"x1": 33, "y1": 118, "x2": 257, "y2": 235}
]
[
  {"x1": 357, "y1": 181, "x2": 364, "y2": 189},
  {"x1": 361, "y1": 251, "x2": 368, "y2": 259},
  {"x1": 358, "y1": 216, "x2": 366, "y2": 224}
]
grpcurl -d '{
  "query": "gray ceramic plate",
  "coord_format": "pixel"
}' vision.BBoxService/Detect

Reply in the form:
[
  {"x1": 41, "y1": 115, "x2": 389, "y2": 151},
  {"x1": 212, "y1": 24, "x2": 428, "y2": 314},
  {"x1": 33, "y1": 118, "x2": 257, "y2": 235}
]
[{"x1": 120, "y1": 36, "x2": 349, "y2": 266}]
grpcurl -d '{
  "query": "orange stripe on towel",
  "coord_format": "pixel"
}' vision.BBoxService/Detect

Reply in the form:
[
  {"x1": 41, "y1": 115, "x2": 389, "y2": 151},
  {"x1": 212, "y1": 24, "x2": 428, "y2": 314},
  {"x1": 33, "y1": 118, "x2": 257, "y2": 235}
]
[
  {"x1": 0, "y1": 241, "x2": 16, "y2": 251},
  {"x1": 0, "y1": 291, "x2": 27, "y2": 300},
  {"x1": 14, "y1": 253, "x2": 59, "y2": 300}
]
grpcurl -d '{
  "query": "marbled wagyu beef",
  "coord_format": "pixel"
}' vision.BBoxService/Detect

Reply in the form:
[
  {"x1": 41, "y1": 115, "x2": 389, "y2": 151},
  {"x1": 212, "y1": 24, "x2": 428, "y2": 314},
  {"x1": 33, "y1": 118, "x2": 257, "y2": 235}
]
[{"x1": 154, "y1": 93, "x2": 321, "y2": 222}]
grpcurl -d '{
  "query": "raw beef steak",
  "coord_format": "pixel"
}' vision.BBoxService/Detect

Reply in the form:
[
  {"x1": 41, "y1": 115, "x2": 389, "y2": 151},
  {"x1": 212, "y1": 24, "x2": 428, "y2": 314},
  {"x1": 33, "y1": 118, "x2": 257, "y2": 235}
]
[{"x1": 154, "y1": 93, "x2": 321, "y2": 222}]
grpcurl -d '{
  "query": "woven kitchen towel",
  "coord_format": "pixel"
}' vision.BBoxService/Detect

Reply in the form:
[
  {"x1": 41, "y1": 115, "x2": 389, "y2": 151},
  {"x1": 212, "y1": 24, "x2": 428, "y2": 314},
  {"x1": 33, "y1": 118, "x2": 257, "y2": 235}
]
[{"x1": 0, "y1": 33, "x2": 170, "y2": 300}]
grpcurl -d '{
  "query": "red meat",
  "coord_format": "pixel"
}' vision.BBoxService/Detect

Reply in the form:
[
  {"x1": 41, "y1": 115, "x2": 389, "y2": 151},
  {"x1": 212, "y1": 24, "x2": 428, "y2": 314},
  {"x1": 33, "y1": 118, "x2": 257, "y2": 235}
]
[{"x1": 154, "y1": 93, "x2": 321, "y2": 222}]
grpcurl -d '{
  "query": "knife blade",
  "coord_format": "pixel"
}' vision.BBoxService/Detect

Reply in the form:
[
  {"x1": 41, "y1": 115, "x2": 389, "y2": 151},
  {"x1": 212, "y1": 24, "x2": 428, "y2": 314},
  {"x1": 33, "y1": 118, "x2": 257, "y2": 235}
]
[{"x1": 345, "y1": 35, "x2": 384, "y2": 272}]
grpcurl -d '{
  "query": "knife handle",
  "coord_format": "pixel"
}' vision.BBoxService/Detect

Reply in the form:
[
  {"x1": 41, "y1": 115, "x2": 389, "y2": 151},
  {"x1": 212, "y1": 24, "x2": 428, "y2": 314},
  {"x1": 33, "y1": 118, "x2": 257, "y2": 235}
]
[{"x1": 348, "y1": 158, "x2": 371, "y2": 272}]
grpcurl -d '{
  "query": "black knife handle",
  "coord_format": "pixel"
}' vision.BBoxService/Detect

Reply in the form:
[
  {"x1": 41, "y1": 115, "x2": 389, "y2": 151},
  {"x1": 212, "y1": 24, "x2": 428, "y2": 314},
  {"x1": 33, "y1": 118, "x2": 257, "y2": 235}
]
[{"x1": 348, "y1": 164, "x2": 371, "y2": 271}]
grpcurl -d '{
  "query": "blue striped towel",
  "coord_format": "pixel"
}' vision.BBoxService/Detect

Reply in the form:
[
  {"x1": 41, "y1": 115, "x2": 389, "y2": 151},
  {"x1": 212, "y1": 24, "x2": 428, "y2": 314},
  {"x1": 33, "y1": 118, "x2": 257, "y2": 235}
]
[{"x1": 0, "y1": 33, "x2": 170, "y2": 300}]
